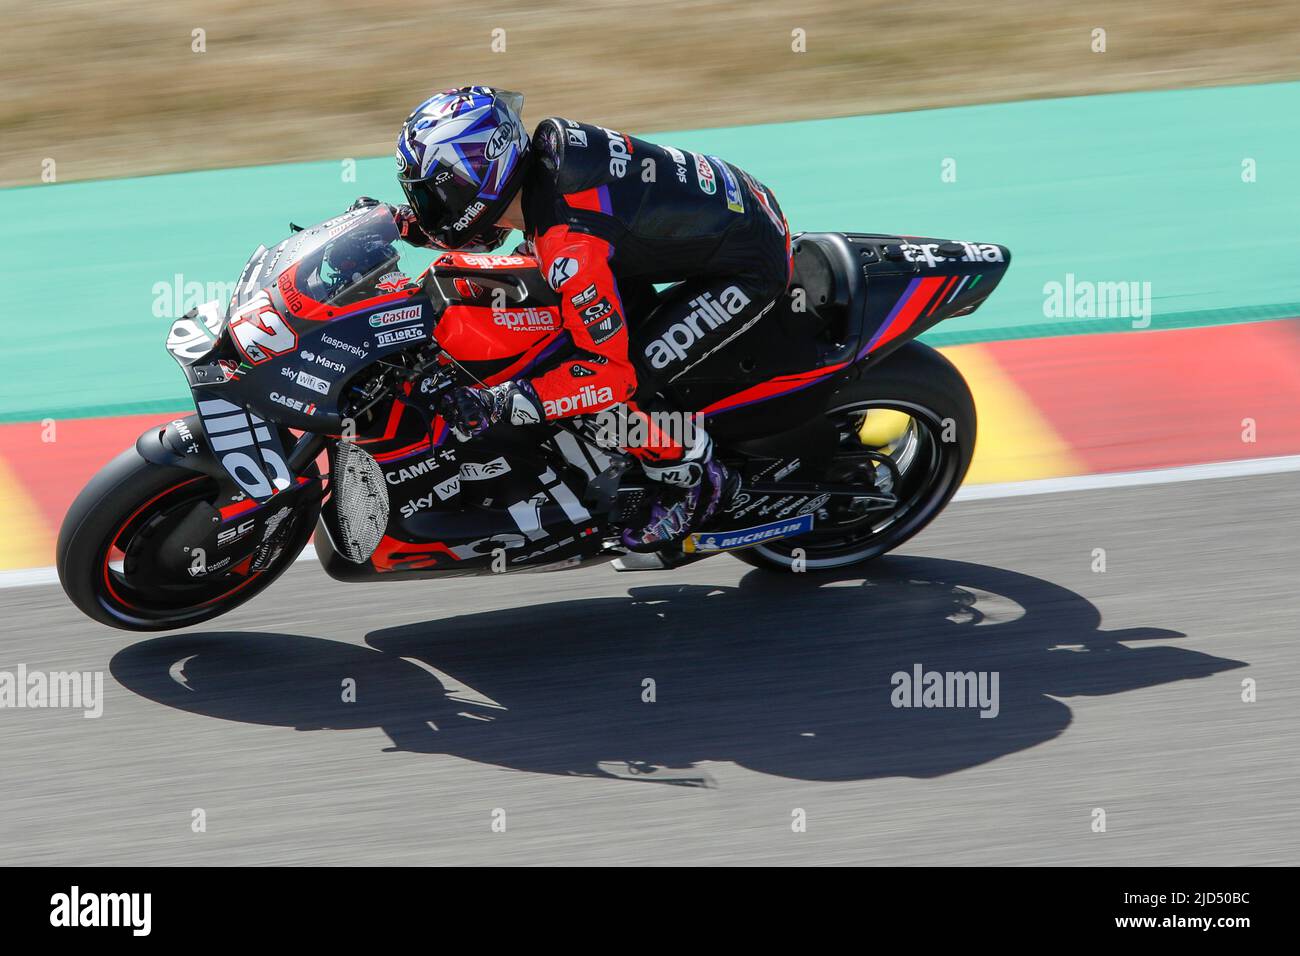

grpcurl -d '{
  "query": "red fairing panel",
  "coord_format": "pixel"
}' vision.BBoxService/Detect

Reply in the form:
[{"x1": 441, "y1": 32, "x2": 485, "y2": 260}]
[
  {"x1": 435, "y1": 303, "x2": 563, "y2": 361},
  {"x1": 528, "y1": 226, "x2": 637, "y2": 420}
]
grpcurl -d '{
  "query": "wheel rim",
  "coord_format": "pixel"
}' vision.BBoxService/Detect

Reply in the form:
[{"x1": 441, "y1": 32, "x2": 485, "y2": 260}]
[
  {"x1": 752, "y1": 399, "x2": 964, "y2": 569},
  {"x1": 97, "y1": 477, "x2": 275, "y2": 625}
]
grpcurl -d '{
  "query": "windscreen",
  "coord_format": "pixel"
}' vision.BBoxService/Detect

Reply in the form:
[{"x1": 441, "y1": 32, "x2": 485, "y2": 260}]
[{"x1": 226, "y1": 206, "x2": 402, "y2": 316}]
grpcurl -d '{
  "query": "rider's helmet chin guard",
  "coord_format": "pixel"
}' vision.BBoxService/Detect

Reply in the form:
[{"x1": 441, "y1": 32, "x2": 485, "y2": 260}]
[{"x1": 396, "y1": 86, "x2": 531, "y2": 251}]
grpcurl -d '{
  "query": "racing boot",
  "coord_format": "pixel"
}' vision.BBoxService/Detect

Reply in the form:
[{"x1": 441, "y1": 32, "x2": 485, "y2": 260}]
[{"x1": 621, "y1": 431, "x2": 738, "y2": 552}]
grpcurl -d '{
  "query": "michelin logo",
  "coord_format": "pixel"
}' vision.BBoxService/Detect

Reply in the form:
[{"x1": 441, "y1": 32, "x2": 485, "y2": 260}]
[{"x1": 686, "y1": 513, "x2": 814, "y2": 553}]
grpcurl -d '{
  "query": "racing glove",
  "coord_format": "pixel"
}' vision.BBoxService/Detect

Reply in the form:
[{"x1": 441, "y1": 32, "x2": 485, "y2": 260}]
[
  {"x1": 393, "y1": 203, "x2": 435, "y2": 247},
  {"x1": 439, "y1": 380, "x2": 544, "y2": 442}
]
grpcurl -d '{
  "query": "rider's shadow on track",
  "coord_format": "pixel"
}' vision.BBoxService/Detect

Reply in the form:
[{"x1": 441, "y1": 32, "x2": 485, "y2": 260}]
[{"x1": 110, "y1": 556, "x2": 1246, "y2": 786}]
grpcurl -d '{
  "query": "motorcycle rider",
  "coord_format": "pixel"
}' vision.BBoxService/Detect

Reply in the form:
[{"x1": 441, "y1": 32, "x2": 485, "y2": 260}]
[{"x1": 385, "y1": 85, "x2": 792, "y2": 550}]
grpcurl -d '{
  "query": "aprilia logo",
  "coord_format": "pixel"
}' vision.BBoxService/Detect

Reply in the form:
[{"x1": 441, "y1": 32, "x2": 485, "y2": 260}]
[
  {"x1": 493, "y1": 306, "x2": 559, "y2": 330},
  {"x1": 542, "y1": 384, "x2": 614, "y2": 417},
  {"x1": 900, "y1": 241, "x2": 1004, "y2": 268},
  {"x1": 643, "y1": 286, "x2": 751, "y2": 369},
  {"x1": 600, "y1": 126, "x2": 631, "y2": 178},
  {"x1": 460, "y1": 254, "x2": 528, "y2": 268},
  {"x1": 453, "y1": 201, "x2": 486, "y2": 232}
]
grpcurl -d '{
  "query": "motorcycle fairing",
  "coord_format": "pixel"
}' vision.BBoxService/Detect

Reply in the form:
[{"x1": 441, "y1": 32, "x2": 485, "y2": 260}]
[
  {"x1": 667, "y1": 231, "x2": 1010, "y2": 444},
  {"x1": 134, "y1": 413, "x2": 322, "y2": 580},
  {"x1": 317, "y1": 423, "x2": 613, "y2": 581}
]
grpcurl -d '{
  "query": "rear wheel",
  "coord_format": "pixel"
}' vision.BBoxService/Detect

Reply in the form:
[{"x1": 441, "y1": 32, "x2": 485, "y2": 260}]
[
  {"x1": 733, "y1": 341, "x2": 976, "y2": 572},
  {"x1": 57, "y1": 445, "x2": 319, "y2": 631}
]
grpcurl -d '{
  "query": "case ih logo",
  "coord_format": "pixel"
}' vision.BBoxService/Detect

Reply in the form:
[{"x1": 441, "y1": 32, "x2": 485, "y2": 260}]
[{"x1": 369, "y1": 305, "x2": 422, "y2": 328}]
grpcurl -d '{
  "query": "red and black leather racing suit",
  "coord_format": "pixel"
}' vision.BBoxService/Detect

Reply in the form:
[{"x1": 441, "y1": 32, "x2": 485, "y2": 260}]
[{"x1": 516, "y1": 117, "x2": 792, "y2": 464}]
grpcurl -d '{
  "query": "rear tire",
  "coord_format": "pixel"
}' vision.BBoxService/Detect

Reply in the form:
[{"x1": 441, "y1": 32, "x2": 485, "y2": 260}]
[
  {"x1": 57, "y1": 445, "x2": 318, "y2": 631},
  {"x1": 733, "y1": 341, "x2": 975, "y2": 572}
]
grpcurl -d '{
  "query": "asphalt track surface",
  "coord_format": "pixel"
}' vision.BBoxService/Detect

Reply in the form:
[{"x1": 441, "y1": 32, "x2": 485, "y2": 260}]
[{"x1": 1, "y1": 472, "x2": 1296, "y2": 865}]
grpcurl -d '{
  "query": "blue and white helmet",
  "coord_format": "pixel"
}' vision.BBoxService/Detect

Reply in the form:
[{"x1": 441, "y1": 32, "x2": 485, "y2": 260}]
[{"x1": 396, "y1": 86, "x2": 531, "y2": 249}]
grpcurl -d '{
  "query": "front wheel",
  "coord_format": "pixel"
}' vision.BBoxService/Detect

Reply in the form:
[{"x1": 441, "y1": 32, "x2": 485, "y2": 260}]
[
  {"x1": 56, "y1": 445, "x2": 319, "y2": 631},
  {"x1": 734, "y1": 341, "x2": 976, "y2": 572}
]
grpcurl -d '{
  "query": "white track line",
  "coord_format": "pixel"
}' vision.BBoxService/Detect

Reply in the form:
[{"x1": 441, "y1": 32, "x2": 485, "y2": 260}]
[
  {"x1": 952, "y1": 454, "x2": 1300, "y2": 500},
  {"x1": 3, "y1": 454, "x2": 1298, "y2": 591}
]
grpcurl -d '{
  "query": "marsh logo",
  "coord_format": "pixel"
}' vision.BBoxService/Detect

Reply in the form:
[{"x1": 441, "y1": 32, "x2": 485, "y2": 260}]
[
  {"x1": 50, "y1": 886, "x2": 151, "y2": 936},
  {"x1": 891, "y1": 664, "x2": 1000, "y2": 718},
  {"x1": 643, "y1": 286, "x2": 751, "y2": 369},
  {"x1": 1042, "y1": 273, "x2": 1152, "y2": 328}
]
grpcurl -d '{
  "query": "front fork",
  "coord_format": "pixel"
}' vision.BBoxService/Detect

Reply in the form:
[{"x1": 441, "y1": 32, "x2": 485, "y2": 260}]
[{"x1": 136, "y1": 415, "x2": 326, "y2": 576}]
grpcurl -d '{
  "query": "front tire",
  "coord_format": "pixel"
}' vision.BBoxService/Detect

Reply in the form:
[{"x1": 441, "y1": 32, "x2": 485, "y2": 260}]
[
  {"x1": 57, "y1": 445, "x2": 319, "y2": 631},
  {"x1": 734, "y1": 341, "x2": 976, "y2": 572}
]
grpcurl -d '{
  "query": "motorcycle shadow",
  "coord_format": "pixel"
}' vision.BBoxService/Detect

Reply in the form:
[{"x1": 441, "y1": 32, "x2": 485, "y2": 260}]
[{"x1": 109, "y1": 555, "x2": 1245, "y2": 785}]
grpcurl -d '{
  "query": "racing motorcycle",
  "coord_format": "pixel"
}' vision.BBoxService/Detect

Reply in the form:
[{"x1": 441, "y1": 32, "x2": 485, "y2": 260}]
[{"x1": 57, "y1": 204, "x2": 1009, "y2": 631}]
